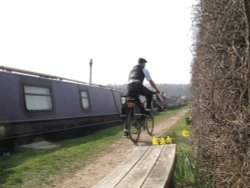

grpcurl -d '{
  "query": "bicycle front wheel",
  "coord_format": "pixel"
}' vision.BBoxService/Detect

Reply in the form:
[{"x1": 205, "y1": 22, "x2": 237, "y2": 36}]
[
  {"x1": 146, "y1": 116, "x2": 154, "y2": 136},
  {"x1": 127, "y1": 110, "x2": 141, "y2": 143}
]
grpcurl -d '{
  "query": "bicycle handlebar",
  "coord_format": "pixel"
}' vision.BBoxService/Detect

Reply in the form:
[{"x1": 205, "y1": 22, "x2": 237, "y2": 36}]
[{"x1": 152, "y1": 91, "x2": 164, "y2": 103}]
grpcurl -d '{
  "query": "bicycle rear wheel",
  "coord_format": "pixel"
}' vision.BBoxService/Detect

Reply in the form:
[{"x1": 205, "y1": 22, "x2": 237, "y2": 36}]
[
  {"x1": 146, "y1": 116, "x2": 154, "y2": 136},
  {"x1": 127, "y1": 110, "x2": 141, "y2": 143}
]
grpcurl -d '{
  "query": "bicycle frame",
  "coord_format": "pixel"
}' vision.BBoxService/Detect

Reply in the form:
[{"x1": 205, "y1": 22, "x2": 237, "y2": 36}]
[{"x1": 125, "y1": 96, "x2": 154, "y2": 143}]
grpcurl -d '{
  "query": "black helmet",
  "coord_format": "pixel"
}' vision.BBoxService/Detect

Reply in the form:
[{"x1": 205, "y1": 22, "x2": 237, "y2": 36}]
[{"x1": 138, "y1": 58, "x2": 147, "y2": 64}]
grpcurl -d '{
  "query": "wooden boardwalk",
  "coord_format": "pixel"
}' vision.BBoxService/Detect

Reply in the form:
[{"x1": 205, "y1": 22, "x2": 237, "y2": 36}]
[{"x1": 92, "y1": 144, "x2": 176, "y2": 188}]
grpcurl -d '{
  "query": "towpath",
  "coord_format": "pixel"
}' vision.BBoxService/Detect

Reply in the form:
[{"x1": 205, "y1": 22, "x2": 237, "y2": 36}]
[{"x1": 54, "y1": 108, "x2": 188, "y2": 188}]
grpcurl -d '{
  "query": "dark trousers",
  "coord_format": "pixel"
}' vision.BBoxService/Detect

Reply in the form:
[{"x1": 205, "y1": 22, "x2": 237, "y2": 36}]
[{"x1": 127, "y1": 82, "x2": 153, "y2": 109}]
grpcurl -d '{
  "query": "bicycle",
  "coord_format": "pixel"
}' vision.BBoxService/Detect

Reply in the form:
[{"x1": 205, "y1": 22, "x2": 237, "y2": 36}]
[{"x1": 124, "y1": 93, "x2": 158, "y2": 143}]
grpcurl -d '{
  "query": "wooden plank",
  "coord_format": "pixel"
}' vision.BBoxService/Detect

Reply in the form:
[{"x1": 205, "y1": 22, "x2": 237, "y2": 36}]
[
  {"x1": 92, "y1": 146, "x2": 150, "y2": 188},
  {"x1": 141, "y1": 144, "x2": 176, "y2": 188},
  {"x1": 115, "y1": 145, "x2": 163, "y2": 188},
  {"x1": 92, "y1": 145, "x2": 176, "y2": 188}
]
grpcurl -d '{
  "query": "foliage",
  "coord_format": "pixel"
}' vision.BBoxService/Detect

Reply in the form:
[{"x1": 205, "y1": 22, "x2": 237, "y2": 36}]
[
  {"x1": 192, "y1": 0, "x2": 250, "y2": 187},
  {"x1": 163, "y1": 114, "x2": 211, "y2": 187}
]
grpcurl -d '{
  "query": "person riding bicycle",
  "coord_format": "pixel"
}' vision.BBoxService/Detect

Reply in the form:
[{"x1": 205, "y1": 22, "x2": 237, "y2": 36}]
[{"x1": 123, "y1": 58, "x2": 160, "y2": 137}]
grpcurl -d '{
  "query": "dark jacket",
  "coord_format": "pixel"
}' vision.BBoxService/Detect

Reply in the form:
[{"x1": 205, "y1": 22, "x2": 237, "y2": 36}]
[{"x1": 128, "y1": 65, "x2": 145, "y2": 84}]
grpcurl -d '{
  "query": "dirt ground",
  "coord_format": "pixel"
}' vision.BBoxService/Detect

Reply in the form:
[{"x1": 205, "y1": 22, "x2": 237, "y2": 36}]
[{"x1": 53, "y1": 109, "x2": 187, "y2": 188}]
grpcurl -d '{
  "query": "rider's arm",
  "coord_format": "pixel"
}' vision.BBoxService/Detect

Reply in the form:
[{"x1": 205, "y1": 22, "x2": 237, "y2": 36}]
[
  {"x1": 149, "y1": 80, "x2": 160, "y2": 93},
  {"x1": 143, "y1": 69, "x2": 160, "y2": 93},
  {"x1": 143, "y1": 68, "x2": 152, "y2": 81}
]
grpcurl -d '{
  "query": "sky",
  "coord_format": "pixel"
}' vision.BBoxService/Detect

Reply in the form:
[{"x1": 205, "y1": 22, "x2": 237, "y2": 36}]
[{"x1": 0, "y1": 0, "x2": 197, "y2": 85}]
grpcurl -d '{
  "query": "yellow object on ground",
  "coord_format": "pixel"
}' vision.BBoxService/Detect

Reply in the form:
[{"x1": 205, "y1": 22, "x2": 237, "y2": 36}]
[
  {"x1": 165, "y1": 136, "x2": 172, "y2": 144},
  {"x1": 159, "y1": 137, "x2": 166, "y2": 145},
  {"x1": 181, "y1": 130, "x2": 189, "y2": 137},
  {"x1": 152, "y1": 136, "x2": 159, "y2": 145}
]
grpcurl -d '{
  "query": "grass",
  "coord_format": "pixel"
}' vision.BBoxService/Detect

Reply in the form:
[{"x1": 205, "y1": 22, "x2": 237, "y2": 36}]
[
  {"x1": 155, "y1": 106, "x2": 188, "y2": 125},
  {"x1": 0, "y1": 106, "x2": 187, "y2": 188},
  {"x1": 0, "y1": 126, "x2": 123, "y2": 188},
  {"x1": 163, "y1": 113, "x2": 211, "y2": 188}
]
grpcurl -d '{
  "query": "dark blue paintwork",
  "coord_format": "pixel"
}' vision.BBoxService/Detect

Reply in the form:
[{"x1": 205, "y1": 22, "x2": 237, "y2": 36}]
[{"x1": 0, "y1": 70, "x2": 125, "y2": 139}]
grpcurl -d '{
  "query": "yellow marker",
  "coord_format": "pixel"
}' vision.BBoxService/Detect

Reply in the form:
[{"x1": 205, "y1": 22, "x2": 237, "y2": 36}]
[
  {"x1": 159, "y1": 137, "x2": 166, "y2": 145},
  {"x1": 181, "y1": 130, "x2": 189, "y2": 137},
  {"x1": 152, "y1": 136, "x2": 159, "y2": 145},
  {"x1": 165, "y1": 136, "x2": 172, "y2": 144}
]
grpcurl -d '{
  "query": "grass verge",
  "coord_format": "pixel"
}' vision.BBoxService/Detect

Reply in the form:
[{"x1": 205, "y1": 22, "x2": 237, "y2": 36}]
[
  {"x1": 0, "y1": 126, "x2": 123, "y2": 188},
  {"x1": 0, "y1": 106, "x2": 187, "y2": 188},
  {"x1": 163, "y1": 113, "x2": 211, "y2": 188}
]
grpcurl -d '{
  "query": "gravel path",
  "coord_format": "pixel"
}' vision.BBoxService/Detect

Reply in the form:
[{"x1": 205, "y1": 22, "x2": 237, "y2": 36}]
[{"x1": 53, "y1": 109, "x2": 187, "y2": 188}]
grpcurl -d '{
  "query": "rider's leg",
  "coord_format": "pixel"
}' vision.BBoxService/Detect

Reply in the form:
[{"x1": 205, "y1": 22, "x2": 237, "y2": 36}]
[
  {"x1": 127, "y1": 83, "x2": 152, "y2": 115},
  {"x1": 123, "y1": 128, "x2": 129, "y2": 137},
  {"x1": 134, "y1": 96, "x2": 145, "y2": 113},
  {"x1": 127, "y1": 83, "x2": 144, "y2": 112},
  {"x1": 123, "y1": 109, "x2": 129, "y2": 137},
  {"x1": 138, "y1": 85, "x2": 153, "y2": 109}
]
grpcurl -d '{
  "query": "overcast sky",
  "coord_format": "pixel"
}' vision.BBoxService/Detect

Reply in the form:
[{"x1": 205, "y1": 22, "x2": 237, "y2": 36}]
[{"x1": 0, "y1": 0, "x2": 197, "y2": 85}]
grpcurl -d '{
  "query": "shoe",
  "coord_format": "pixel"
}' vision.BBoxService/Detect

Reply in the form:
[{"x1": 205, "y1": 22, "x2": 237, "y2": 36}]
[{"x1": 123, "y1": 129, "x2": 129, "y2": 138}]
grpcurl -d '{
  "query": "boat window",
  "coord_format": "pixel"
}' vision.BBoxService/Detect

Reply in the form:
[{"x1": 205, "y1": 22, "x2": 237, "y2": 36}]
[
  {"x1": 24, "y1": 85, "x2": 52, "y2": 111},
  {"x1": 80, "y1": 90, "x2": 90, "y2": 110}
]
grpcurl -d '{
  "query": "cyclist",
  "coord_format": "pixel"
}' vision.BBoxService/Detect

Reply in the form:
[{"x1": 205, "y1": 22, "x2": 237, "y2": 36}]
[{"x1": 123, "y1": 57, "x2": 160, "y2": 137}]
